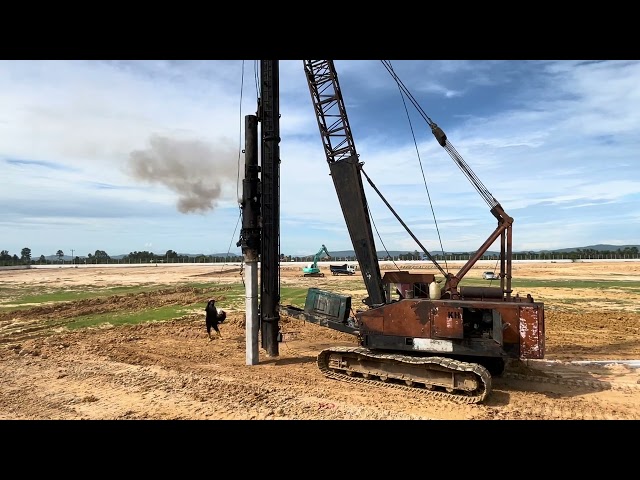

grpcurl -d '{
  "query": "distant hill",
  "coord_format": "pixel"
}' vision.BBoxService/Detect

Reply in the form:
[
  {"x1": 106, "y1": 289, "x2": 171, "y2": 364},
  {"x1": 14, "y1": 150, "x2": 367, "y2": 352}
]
[
  {"x1": 315, "y1": 244, "x2": 640, "y2": 259},
  {"x1": 540, "y1": 244, "x2": 640, "y2": 253}
]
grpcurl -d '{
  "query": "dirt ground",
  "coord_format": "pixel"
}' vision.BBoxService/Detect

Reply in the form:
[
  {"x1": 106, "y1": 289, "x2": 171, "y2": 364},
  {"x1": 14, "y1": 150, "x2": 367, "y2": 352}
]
[{"x1": 1, "y1": 260, "x2": 639, "y2": 420}]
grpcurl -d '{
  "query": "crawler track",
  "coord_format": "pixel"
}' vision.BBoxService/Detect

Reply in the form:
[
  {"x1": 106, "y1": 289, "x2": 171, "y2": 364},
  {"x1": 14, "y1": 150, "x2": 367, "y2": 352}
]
[{"x1": 317, "y1": 346, "x2": 492, "y2": 404}]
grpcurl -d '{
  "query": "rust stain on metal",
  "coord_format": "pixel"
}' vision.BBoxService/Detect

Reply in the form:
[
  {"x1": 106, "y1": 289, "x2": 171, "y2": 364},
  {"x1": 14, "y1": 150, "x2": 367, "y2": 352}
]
[
  {"x1": 432, "y1": 305, "x2": 464, "y2": 339},
  {"x1": 382, "y1": 301, "x2": 430, "y2": 336},
  {"x1": 359, "y1": 311, "x2": 383, "y2": 335},
  {"x1": 497, "y1": 306, "x2": 521, "y2": 344},
  {"x1": 519, "y1": 306, "x2": 545, "y2": 359}
]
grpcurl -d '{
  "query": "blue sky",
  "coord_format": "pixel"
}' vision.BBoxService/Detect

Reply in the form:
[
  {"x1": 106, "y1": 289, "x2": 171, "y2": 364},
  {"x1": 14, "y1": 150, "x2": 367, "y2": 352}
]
[{"x1": 1, "y1": 60, "x2": 639, "y2": 259}]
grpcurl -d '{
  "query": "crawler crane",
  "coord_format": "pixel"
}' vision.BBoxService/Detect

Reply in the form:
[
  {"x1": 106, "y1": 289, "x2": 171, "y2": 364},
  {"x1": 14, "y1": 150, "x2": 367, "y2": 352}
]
[{"x1": 279, "y1": 60, "x2": 545, "y2": 404}]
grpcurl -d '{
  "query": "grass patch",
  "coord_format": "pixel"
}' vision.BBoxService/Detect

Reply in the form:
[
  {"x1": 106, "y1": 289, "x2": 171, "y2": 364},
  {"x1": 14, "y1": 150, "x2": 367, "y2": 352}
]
[
  {"x1": 4, "y1": 277, "x2": 639, "y2": 308},
  {"x1": 553, "y1": 298, "x2": 626, "y2": 304},
  {"x1": 4, "y1": 276, "x2": 639, "y2": 328},
  {"x1": 0, "y1": 283, "x2": 236, "y2": 309},
  {"x1": 1, "y1": 284, "x2": 179, "y2": 306},
  {"x1": 58, "y1": 285, "x2": 314, "y2": 329},
  {"x1": 66, "y1": 305, "x2": 197, "y2": 330},
  {"x1": 197, "y1": 284, "x2": 310, "y2": 310},
  {"x1": 459, "y1": 278, "x2": 640, "y2": 289},
  {"x1": 0, "y1": 304, "x2": 38, "y2": 312},
  {"x1": 280, "y1": 287, "x2": 311, "y2": 308},
  {"x1": 545, "y1": 298, "x2": 640, "y2": 313},
  {"x1": 209, "y1": 284, "x2": 246, "y2": 309},
  {"x1": 337, "y1": 280, "x2": 369, "y2": 291}
]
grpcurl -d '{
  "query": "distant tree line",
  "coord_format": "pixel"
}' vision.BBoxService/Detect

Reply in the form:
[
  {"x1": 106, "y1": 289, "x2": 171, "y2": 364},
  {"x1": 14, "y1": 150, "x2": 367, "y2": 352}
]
[
  {"x1": 1, "y1": 246, "x2": 638, "y2": 267},
  {"x1": 0, "y1": 248, "x2": 244, "y2": 266}
]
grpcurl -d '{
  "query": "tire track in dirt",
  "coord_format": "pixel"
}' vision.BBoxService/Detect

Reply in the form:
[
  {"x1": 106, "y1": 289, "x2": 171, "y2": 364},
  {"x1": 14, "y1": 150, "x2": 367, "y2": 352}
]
[
  {"x1": 487, "y1": 382, "x2": 640, "y2": 420},
  {"x1": 1, "y1": 329, "x2": 426, "y2": 419}
]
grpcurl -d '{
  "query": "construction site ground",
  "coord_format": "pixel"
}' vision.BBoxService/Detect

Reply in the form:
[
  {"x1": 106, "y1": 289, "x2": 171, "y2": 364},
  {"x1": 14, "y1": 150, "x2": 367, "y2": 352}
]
[{"x1": 1, "y1": 260, "x2": 639, "y2": 420}]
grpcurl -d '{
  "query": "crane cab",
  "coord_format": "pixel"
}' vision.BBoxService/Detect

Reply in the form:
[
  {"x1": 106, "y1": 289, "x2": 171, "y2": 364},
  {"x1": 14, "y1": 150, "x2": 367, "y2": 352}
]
[{"x1": 382, "y1": 271, "x2": 437, "y2": 301}]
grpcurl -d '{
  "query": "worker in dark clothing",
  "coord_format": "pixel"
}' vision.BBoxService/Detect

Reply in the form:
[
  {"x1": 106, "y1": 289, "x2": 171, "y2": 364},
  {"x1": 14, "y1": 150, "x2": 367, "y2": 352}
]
[{"x1": 205, "y1": 298, "x2": 226, "y2": 340}]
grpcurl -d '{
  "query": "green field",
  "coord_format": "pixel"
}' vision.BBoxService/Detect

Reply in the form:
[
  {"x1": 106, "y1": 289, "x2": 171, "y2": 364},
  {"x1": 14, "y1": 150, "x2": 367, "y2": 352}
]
[{"x1": 2, "y1": 277, "x2": 639, "y2": 334}]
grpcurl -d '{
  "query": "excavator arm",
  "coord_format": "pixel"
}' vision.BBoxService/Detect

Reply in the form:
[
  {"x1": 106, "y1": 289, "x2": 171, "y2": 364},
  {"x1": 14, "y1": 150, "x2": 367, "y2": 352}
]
[{"x1": 311, "y1": 244, "x2": 331, "y2": 268}]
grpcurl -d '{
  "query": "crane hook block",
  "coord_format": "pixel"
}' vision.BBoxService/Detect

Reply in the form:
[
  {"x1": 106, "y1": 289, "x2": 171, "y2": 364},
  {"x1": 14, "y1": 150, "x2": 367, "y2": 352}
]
[{"x1": 431, "y1": 124, "x2": 447, "y2": 147}]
